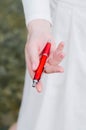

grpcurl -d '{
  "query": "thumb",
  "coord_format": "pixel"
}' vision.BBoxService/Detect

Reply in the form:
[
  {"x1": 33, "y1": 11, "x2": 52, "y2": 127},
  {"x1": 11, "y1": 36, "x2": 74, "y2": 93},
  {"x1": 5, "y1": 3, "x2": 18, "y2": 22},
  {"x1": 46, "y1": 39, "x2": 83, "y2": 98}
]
[{"x1": 29, "y1": 45, "x2": 39, "y2": 71}]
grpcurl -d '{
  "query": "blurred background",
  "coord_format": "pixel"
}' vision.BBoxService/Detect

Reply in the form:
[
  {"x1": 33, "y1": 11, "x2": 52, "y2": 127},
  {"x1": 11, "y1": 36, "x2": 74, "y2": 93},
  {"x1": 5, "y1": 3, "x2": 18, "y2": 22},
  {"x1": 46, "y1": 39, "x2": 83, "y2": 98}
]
[{"x1": 0, "y1": 0, "x2": 27, "y2": 129}]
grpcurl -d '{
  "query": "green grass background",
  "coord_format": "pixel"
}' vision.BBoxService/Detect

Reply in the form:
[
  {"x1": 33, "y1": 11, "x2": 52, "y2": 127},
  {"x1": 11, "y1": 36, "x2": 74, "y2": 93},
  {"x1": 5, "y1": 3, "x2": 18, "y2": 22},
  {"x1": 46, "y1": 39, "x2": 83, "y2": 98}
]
[{"x1": 0, "y1": 0, "x2": 27, "y2": 129}]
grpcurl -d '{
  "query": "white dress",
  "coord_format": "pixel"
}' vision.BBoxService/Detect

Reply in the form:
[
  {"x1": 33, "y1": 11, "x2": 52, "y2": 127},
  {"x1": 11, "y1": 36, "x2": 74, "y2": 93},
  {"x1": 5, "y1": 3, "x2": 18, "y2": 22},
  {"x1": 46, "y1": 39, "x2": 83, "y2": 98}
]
[{"x1": 17, "y1": 0, "x2": 86, "y2": 130}]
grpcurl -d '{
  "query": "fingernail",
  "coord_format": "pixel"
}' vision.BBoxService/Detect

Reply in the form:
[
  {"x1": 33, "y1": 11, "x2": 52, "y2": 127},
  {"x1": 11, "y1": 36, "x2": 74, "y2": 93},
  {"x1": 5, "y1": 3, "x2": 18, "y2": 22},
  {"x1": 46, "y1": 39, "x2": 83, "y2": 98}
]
[{"x1": 38, "y1": 88, "x2": 41, "y2": 92}]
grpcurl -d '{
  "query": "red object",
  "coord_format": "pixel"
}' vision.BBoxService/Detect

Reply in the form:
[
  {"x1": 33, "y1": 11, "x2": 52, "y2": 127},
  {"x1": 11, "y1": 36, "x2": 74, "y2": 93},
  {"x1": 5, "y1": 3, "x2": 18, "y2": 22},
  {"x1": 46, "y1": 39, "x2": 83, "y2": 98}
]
[{"x1": 32, "y1": 42, "x2": 51, "y2": 87}]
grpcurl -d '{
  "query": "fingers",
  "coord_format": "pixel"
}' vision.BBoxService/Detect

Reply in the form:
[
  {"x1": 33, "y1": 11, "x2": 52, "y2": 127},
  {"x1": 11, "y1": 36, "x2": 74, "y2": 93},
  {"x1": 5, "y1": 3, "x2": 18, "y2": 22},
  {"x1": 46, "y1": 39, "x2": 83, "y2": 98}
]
[
  {"x1": 47, "y1": 42, "x2": 65, "y2": 65},
  {"x1": 25, "y1": 40, "x2": 41, "y2": 78},
  {"x1": 44, "y1": 65, "x2": 64, "y2": 73},
  {"x1": 36, "y1": 80, "x2": 43, "y2": 93},
  {"x1": 53, "y1": 42, "x2": 65, "y2": 65},
  {"x1": 44, "y1": 41, "x2": 65, "y2": 74},
  {"x1": 56, "y1": 41, "x2": 64, "y2": 52},
  {"x1": 25, "y1": 45, "x2": 43, "y2": 93},
  {"x1": 27, "y1": 43, "x2": 40, "y2": 71},
  {"x1": 25, "y1": 46, "x2": 34, "y2": 79},
  {"x1": 25, "y1": 40, "x2": 47, "y2": 93},
  {"x1": 53, "y1": 42, "x2": 65, "y2": 64},
  {"x1": 54, "y1": 51, "x2": 65, "y2": 65},
  {"x1": 47, "y1": 51, "x2": 65, "y2": 66}
]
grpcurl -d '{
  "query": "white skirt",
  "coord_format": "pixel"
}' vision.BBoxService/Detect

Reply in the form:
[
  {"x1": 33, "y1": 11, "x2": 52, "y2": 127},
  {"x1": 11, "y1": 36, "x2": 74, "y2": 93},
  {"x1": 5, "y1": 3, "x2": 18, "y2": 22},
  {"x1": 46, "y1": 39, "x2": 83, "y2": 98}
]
[{"x1": 17, "y1": 0, "x2": 86, "y2": 130}]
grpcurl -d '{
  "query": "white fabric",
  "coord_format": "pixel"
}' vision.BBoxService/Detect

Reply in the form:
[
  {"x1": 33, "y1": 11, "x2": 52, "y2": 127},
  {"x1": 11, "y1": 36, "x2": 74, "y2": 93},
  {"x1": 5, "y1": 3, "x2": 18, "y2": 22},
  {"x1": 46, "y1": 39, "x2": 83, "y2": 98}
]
[
  {"x1": 58, "y1": 0, "x2": 86, "y2": 7},
  {"x1": 22, "y1": 0, "x2": 52, "y2": 26},
  {"x1": 17, "y1": 0, "x2": 86, "y2": 130}
]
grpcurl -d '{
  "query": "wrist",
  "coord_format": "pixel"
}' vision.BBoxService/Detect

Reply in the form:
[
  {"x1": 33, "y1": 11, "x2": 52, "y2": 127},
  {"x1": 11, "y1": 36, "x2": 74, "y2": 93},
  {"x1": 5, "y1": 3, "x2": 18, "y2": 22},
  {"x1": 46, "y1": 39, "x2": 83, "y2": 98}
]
[{"x1": 27, "y1": 19, "x2": 51, "y2": 33}]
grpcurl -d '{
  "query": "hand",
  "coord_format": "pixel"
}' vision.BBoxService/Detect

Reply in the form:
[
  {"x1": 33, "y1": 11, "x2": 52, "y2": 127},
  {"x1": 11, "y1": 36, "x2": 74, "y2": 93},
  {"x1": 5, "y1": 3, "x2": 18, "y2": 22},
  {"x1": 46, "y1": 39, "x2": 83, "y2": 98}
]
[
  {"x1": 25, "y1": 19, "x2": 65, "y2": 93},
  {"x1": 44, "y1": 42, "x2": 65, "y2": 73}
]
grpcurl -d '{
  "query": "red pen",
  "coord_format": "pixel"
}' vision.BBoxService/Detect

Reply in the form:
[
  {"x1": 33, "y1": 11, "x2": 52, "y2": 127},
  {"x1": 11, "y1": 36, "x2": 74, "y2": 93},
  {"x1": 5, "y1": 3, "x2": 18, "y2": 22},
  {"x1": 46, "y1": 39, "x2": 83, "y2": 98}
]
[{"x1": 32, "y1": 42, "x2": 51, "y2": 87}]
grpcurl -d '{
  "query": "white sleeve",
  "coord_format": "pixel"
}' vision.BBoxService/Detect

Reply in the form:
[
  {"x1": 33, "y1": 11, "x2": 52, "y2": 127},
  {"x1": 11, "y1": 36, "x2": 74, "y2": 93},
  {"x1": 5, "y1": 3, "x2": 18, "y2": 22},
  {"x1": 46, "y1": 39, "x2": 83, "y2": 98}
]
[{"x1": 22, "y1": 0, "x2": 52, "y2": 26}]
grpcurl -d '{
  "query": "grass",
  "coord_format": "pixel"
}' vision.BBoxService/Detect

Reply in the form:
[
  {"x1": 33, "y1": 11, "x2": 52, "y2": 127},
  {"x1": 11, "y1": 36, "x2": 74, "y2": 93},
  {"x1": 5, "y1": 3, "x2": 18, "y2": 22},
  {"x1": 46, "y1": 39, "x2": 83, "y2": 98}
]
[{"x1": 0, "y1": 0, "x2": 27, "y2": 129}]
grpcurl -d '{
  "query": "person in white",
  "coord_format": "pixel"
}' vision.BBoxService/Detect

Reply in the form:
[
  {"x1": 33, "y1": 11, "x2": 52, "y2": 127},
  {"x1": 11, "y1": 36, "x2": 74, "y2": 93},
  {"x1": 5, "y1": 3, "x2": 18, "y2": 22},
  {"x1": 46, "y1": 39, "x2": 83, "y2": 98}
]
[{"x1": 16, "y1": 0, "x2": 86, "y2": 130}]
